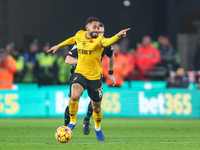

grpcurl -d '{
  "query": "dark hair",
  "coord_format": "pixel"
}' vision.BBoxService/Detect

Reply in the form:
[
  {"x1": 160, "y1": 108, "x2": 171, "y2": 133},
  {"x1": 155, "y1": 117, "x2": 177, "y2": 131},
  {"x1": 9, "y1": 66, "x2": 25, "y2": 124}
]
[
  {"x1": 86, "y1": 17, "x2": 99, "y2": 25},
  {"x1": 99, "y1": 22, "x2": 105, "y2": 27}
]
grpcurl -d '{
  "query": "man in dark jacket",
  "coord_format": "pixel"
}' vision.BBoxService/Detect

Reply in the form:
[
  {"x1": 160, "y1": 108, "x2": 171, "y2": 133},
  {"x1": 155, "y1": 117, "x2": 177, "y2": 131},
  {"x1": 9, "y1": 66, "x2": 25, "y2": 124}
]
[
  {"x1": 158, "y1": 35, "x2": 179, "y2": 71},
  {"x1": 167, "y1": 68, "x2": 189, "y2": 88}
]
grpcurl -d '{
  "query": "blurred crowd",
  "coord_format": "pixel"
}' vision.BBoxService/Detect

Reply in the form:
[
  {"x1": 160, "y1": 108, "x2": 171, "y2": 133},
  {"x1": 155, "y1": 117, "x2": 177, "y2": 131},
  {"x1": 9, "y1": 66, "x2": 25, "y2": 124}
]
[
  {"x1": 0, "y1": 35, "x2": 200, "y2": 90},
  {"x1": 0, "y1": 39, "x2": 71, "y2": 89},
  {"x1": 102, "y1": 35, "x2": 192, "y2": 88}
]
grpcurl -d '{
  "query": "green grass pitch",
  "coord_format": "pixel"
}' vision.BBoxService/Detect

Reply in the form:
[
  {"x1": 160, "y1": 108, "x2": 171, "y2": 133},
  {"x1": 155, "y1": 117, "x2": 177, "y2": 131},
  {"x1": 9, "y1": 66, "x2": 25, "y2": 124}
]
[{"x1": 0, "y1": 118, "x2": 200, "y2": 150}]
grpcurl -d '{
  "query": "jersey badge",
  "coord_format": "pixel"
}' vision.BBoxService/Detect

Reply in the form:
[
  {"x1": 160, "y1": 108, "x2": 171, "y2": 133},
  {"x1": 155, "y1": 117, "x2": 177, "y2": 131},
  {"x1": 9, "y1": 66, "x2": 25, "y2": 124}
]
[{"x1": 82, "y1": 42, "x2": 86, "y2": 46}]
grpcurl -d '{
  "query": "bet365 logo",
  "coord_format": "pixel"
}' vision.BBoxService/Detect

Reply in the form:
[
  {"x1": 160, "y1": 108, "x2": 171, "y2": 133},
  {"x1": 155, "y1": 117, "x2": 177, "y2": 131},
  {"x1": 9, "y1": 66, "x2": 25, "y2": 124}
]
[{"x1": 139, "y1": 92, "x2": 192, "y2": 115}]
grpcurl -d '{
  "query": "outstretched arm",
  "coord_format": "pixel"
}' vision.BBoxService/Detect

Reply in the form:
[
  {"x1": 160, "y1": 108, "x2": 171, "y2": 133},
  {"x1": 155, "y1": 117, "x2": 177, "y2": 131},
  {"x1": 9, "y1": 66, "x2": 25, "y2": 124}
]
[
  {"x1": 116, "y1": 28, "x2": 131, "y2": 38},
  {"x1": 101, "y1": 28, "x2": 131, "y2": 47},
  {"x1": 47, "y1": 36, "x2": 76, "y2": 54}
]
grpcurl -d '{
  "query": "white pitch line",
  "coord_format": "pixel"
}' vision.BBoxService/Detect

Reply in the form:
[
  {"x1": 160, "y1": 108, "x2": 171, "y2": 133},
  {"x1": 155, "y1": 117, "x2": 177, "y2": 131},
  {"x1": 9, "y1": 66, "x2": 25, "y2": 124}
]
[
  {"x1": 7, "y1": 141, "x2": 200, "y2": 145},
  {"x1": 4, "y1": 138, "x2": 199, "y2": 141}
]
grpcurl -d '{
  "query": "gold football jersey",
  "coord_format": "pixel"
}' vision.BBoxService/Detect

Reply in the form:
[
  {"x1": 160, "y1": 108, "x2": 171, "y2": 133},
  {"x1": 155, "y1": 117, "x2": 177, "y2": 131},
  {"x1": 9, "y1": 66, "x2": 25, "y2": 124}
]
[{"x1": 58, "y1": 30, "x2": 120, "y2": 80}]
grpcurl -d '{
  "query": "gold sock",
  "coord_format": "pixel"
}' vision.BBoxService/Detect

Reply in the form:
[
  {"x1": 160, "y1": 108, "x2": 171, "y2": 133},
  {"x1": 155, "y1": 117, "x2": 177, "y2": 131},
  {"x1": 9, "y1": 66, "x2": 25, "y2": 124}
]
[
  {"x1": 93, "y1": 109, "x2": 103, "y2": 128},
  {"x1": 69, "y1": 98, "x2": 78, "y2": 123}
]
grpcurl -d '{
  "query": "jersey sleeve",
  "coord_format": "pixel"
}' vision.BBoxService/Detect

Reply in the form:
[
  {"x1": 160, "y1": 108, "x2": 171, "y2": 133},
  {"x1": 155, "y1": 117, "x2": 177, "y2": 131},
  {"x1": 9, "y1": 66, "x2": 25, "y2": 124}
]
[
  {"x1": 68, "y1": 45, "x2": 78, "y2": 58},
  {"x1": 100, "y1": 35, "x2": 120, "y2": 47},
  {"x1": 58, "y1": 36, "x2": 76, "y2": 48},
  {"x1": 102, "y1": 46, "x2": 113, "y2": 58}
]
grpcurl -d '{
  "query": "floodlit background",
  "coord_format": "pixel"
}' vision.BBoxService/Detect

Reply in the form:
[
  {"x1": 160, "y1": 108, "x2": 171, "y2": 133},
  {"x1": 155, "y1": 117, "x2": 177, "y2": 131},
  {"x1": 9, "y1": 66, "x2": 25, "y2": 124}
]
[
  {"x1": 0, "y1": 0, "x2": 200, "y2": 70},
  {"x1": 0, "y1": 0, "x2": 200, "y2": 117},
  {"x1": 1, "y1": 1, "x2": 200, "y2": 149}
]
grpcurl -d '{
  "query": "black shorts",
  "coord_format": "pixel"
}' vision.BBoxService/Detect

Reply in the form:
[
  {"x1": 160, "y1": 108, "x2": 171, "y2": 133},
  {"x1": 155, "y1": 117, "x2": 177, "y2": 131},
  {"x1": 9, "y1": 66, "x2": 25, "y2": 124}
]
[{"x1": 69, "y1": 73, "x2": 103, "y2": 102}]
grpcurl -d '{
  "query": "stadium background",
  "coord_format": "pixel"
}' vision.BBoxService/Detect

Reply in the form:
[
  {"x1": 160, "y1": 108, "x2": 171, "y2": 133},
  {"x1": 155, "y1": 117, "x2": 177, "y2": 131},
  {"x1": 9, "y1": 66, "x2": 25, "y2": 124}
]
[
  {"x1": 1, "y1": 1, "x2": 200, "y2": 149},
  {"x1": 1, "y1": 0, "x2": 200, "y2": 70},
  {"x1": 0, "y1": 0, "x2": 200, "y2": 118}
]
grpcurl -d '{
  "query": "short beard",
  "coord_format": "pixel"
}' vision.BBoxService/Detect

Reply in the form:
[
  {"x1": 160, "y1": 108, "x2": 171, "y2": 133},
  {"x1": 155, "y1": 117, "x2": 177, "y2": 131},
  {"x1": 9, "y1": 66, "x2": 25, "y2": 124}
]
[{"x1": 90, "y1": 32, "x2": 98, "y2": 38}]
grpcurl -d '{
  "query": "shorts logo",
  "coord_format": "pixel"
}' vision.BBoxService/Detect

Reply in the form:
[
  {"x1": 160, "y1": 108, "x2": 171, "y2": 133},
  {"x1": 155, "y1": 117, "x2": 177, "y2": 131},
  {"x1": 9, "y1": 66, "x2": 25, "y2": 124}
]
[
  {"x1": 98, "y1": 89, "x2": 102, "y2": 98},
  {"x1": 95, "y1": 86, "x2": 103, "y2": 98}
]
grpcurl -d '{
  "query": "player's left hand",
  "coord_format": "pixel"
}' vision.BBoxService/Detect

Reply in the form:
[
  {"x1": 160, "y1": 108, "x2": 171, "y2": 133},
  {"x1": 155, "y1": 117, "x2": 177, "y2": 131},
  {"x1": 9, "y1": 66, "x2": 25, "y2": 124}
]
[
  {"x1": 117, "y1": 28, "x2": 131, "y2": 38},
  {"x1": 108, "y1": 75, "x2": 116, "y2": 86}
]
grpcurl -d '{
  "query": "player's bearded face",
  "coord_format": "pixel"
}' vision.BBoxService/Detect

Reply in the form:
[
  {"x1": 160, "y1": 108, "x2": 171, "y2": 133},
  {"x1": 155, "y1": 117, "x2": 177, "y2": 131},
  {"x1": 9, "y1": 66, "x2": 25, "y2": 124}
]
[
  {"x1": 90, "y1": 31, "x2": 98, "y2": 38},
  {"x1": 88, "y1": 22, "x2": 99, "y2": 38}
]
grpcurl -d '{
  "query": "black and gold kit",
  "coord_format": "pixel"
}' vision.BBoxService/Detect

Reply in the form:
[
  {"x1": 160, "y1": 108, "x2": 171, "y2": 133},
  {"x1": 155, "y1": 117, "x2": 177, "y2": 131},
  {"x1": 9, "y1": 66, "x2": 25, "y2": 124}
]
[
  {"x1": 58, "y1": 30, "x2": 119, "y2": 80},
  {"x1": 58, "y1": 30, "x2": 119, "y2": 101},
  {"x1": 67, "y1": 44, "x2": 113, "y2": 101},
  {"x1": 68, "y1": 44, "x2": 113, "y2": 74}
]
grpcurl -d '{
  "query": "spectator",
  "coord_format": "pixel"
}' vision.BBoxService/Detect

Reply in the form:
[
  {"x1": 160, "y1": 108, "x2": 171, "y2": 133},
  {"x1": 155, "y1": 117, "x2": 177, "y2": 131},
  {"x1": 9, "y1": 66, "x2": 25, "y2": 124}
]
[
  {"x1": 119, "y1": 38, "x2": 135, "y2": 73},
  {"x1": 0, "y1": 48, "x2": 17, "y2": 89},
  {"x1": 10, "y1": 47, "x2": 27, "y2": 83},
  {"x1": 57, "y1": 46, "x2": 72, "y2": 84},
  {"x1": 157, "y1": 35, "x2": 179, "y2": 71},
  {"x1": 21, "y1": 39, "x2": 39, "y2": 83},
  {"x1": 134, "y1": 35, "x2": 161, "y2": 73},
  {"x1": 5, "y1": 42, "x2": 15, "y2": 56},
  {"x1": 167, "y1": 68, "x2": 189, "y2": 88},
  {"x1": 34, "y1": 42, "x2": 58, "y2": 86},
  {"x1": 157, "y1": 35, "x2": 164, "y2": 45},
  {"x1": 102, "y1": 44, "x2": 130, "y2": 87}
]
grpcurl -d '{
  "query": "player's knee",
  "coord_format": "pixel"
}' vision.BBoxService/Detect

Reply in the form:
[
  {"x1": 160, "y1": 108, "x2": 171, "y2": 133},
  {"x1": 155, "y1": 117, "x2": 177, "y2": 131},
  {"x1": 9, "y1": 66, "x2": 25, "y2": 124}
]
[
  {"x1": 93, "y1": 106, "x2": 101, "y2": 113},
  {"x1": 70, "y1": 94, "x2": 79, "y2": 101}
]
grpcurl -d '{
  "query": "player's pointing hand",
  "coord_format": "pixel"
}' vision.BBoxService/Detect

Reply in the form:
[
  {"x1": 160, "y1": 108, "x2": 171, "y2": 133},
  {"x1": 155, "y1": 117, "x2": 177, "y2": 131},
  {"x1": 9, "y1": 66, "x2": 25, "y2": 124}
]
[
  {"x1": 47, "y1": 45, "x2": 59, "y2": 54},
  {"x1": 117, "y1": 28, "x2": 131, "y2": 38}
]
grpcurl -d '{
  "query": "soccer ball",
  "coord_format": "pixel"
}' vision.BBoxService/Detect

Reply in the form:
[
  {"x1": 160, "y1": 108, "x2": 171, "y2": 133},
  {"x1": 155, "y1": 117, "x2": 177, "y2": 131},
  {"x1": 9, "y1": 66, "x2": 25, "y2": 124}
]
[{"x1": 55, "y1": 126, "x2": 73, "y2": 143}]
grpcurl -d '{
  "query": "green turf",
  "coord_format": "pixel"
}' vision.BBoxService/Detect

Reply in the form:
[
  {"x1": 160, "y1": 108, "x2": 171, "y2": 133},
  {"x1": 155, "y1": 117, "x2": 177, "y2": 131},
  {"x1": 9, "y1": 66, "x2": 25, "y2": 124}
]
[{"x1": 0, "y1": 118, "x2": 200, "y2": 150}]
